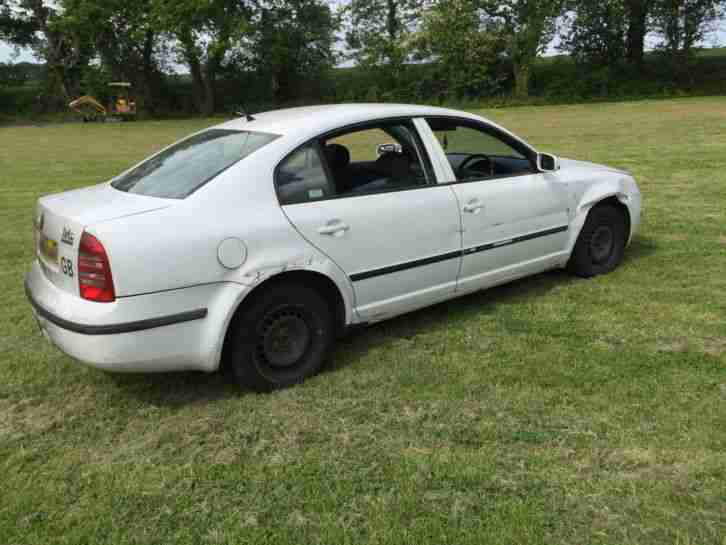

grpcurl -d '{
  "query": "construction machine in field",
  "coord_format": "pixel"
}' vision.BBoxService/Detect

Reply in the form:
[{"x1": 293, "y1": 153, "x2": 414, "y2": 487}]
[{"x1": 69, "y1": 82, "x2": 137, "y2": 122}]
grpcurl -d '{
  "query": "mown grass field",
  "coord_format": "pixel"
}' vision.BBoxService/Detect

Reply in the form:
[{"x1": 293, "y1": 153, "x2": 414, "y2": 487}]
[{"x1": 1, "y1": 97, "x2": 725, "y2": 544}]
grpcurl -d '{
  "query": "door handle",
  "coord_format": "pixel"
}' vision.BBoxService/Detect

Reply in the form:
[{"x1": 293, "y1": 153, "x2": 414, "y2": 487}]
[
  {"x1": 463, "y1": 199, "x2": 484, "y2": 214},
  {"x1": 317, "y1": 220, "x2": 350, "y2": 237}
]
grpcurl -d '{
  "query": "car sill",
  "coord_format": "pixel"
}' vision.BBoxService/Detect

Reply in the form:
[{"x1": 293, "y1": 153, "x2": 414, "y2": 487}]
[{"x1": 25, "y1": 281, "x2": 208, "y2": 336}]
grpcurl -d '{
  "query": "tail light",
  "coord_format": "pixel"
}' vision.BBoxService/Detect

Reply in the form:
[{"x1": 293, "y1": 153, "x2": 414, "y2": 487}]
[{"x1": 78, "y1": 232, "x2": 115, "y2": 302}]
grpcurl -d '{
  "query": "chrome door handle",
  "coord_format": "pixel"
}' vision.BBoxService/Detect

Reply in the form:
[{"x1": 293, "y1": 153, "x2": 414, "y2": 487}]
[
  {"x1": 317, "y1": 220, "x2": 350, "y2": 237},
  {"x1": 463, "y1": 199, "x2": 484, "y2": 214}
]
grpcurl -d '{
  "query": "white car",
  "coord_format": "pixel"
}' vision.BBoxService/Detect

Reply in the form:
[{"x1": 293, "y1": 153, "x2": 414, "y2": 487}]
[{"x1": 25, "y1": 104, "x2": 642, "y2": 390}]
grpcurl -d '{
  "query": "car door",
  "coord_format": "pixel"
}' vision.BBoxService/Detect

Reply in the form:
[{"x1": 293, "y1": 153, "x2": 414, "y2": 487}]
[
  {"x1": 278, "y1": 119, "x2": 462, "y2": 322},
  {"x1": 423, "y1": 117, "x2": 570, "y2": 294}
]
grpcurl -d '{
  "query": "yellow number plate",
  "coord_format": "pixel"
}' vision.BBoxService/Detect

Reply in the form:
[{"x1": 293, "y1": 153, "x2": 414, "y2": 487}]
[{"x1": 40, "y1": 235, "x2": 59, "y2": 263}]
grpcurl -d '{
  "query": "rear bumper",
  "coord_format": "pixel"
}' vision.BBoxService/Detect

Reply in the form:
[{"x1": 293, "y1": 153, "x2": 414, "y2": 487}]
[{"x1": 25, "y1": 260, "x2": 247, "y2": 373}]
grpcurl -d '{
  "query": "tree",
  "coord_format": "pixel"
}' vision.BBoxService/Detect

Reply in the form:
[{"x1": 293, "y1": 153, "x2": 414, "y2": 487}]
[
  {"x1": 0, "y1": 0, "x2": 36, "y2": 45},
  {"x1": 560, "y1": 0, "x2": 628, "y2": 65},
  {"x1": 481, "y1": 0, "x2": 564, "y2": 98},
  {"x1": 624, "y1": 0, "x2": 656, "y2": 66},
  {"x1": 416, "y1": 0, "x2": 504, "y2": 99},
  {"x1": 651, "y1": 0, "x2": 723, "y2": 67},
  {"x1": 61, "y1": 0, "x2": 163, "y2": 115},
  {"x1": 0, "y1": 1, "x2": 93, "y2": 105},
  {"x1": 248, "y1": 0, "x2": 337, "y2": 102},
  {"x1": 155, "y1": 0, "x2": 253, "y2": 116},
  {"x1": 344, "y1": 0, "x2": 423, "y2": 86}
]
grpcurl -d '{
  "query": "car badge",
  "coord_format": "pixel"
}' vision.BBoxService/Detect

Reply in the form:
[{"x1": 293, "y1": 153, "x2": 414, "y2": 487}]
[{"x1": 61, "y1": 227, "x2": 75, "y2": 246}]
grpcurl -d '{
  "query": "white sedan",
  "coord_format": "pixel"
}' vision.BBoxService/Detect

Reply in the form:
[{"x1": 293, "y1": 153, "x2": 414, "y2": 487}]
[{"x1": 25, "y1": 104, "x2": 642, "y2": 390}]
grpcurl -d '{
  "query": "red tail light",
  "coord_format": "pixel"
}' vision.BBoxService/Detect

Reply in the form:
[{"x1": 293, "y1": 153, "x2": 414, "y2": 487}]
[{"x1": 78, "y1": 232, "x2": 115, "y2": 302}]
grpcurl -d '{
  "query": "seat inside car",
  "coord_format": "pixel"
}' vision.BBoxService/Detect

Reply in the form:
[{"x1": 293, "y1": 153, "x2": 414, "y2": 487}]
[
  {"x1": 375, "y1": 151, "x2": 411, "y2": 182},
  {"x1": 322, "y1": 144, "x2": 351, "y2": 193}
]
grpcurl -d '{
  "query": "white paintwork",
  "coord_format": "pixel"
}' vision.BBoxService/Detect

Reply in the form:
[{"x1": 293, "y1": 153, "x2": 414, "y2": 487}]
[
  {"x1": 218, "y1": 238, "x2": 247, "y2": 269},
  {"x1": 25, "y1": 103, "x2": 642, "y2": 374}
]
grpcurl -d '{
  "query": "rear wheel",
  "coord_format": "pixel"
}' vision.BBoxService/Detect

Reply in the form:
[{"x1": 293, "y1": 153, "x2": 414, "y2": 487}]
[
  {"x1": 568, "y1": 205, "x2": 627, "y2": 278},
  {"x1": 226, "y1": 283, "x2": 335, "y2": 392}
]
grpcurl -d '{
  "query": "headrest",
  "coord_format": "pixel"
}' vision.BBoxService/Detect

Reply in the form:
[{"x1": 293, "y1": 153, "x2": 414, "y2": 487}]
[
  {"x1": 323, "y1": 144, "x2": 350, "y2": 170},
  {"x1": 375, "y1": 152, "x2": 410, "y2": 179}
]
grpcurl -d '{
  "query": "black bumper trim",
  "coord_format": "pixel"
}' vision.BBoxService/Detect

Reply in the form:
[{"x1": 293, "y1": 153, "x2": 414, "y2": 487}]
[{"x1": 25, "y1": 281, "x2": 208, "y2": 336}]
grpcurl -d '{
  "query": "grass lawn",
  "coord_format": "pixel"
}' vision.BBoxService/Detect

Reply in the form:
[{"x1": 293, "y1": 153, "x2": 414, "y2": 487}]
[{"x1": 1, "y1": 97, "x2": 725, "y2": 544}]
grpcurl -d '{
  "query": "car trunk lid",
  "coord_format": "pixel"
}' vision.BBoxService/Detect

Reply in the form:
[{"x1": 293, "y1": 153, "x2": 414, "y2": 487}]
[{"x1": 34, "y1": 183, "x2": 172, "y2": 296}]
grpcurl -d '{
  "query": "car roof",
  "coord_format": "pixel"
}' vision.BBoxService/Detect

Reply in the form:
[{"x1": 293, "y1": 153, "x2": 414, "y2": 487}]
[{"x1": 216, "y1": 103, "x2": 492, "y2": 139}]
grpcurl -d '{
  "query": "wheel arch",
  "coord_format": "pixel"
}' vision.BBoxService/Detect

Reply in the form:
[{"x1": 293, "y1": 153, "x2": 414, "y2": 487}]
[
  {"x1": 566, "y1": 179, "x2": 635, "y2": 256},
  {"x1": 217, "y1": 269, "x2": 349, "y2": 372}
]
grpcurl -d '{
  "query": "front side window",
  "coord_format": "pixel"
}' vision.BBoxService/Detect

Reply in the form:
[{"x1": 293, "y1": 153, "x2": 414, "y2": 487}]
[
  {"x1": 112, "y1": 129, "x2": 279, "y2": 199},
  {"x1": 425, "y1": 118, "x2": 534, "y2": 182},
  {"x1": 276, "y1": 120, "x2": 433, "y2": 205}
]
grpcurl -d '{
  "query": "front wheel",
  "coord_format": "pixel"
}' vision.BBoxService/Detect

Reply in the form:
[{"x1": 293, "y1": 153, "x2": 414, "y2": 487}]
[
  {"x1": 226, "y1": 283, "x2": 335, "y2": 392},
  {"x1": 568, "y1": 205, "x2": 627, "y2": 278}
]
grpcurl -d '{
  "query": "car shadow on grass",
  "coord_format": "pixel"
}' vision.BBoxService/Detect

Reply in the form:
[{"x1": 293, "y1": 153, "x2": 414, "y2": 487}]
[
  {"x1": 109, "y1": 235, "x2": 657, "y2": 405},
  {"x1": 326, "y1": 234, "x2": 657, "y2": 374}
]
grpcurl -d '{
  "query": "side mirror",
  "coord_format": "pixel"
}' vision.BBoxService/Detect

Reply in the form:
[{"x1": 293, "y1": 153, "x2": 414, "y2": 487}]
[
  {"x1": 537, "y1": 153, "x2": 560, "y2": 172},
  {"x1": 377, "y1": 143, "x2": 402, "y2": 156}
]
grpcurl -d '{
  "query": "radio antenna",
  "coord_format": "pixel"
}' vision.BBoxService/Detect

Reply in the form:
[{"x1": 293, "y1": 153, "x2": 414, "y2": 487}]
[{"x1": 235, "y1": 104, "x2": 255, "y2": 122}]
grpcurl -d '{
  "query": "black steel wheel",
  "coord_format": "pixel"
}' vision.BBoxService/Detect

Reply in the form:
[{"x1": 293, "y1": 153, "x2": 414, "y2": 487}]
[
  {"x1": 568, "y1": 204, "x2": 627, "y2": 278},
  {"x1": 226, "y1": 283, "x2": 334, "y2": 391}
]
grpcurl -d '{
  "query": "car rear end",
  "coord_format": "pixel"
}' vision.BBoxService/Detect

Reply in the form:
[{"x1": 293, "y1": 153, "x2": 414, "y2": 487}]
[
  {"x1": 24, "y1": 125, "x2": 292, "y2": 374},
  {"x1": 25, "y1": 185, "x2": 244, "y2": 373}
]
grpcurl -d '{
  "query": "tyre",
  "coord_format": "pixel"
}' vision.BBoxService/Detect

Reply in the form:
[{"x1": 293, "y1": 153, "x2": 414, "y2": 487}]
[
  {"x1": 568, "y1": 204, "x2": 627, "y2": 278},
  {"x1": 226, "y1": 283, "x2": 335, "y2": 392}
]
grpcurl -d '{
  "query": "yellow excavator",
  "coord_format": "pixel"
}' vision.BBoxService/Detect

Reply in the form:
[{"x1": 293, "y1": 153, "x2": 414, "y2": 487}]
[{"x1": 69, "y1": 82, "x2": 137, "y2": 122}]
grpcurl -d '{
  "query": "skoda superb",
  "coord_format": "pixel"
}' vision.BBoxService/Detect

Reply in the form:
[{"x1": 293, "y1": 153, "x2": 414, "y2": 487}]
[{"x1": 25, "y1": 104, "x2": 642, "y2": 391}]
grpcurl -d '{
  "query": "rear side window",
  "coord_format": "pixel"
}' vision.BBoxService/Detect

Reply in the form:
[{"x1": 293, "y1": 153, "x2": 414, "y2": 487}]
[
  {"x1": 112, "y1": 129, "x2": 279, "y2": 199},
  {"x1": 276, "y1": 143, "x2": 334, "y2": 205},
  {"x1": 275, "y1": 119, "x2": 433, "y2": 205}
]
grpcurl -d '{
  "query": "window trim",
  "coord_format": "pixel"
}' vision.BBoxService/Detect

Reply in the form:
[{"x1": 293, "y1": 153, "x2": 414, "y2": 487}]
[
  {"x1": 424, "y1": 116, "x2": 540, "y2": 186},
  {"x1": 274, "y1": 116, "x2": 440, "y2": 206}
]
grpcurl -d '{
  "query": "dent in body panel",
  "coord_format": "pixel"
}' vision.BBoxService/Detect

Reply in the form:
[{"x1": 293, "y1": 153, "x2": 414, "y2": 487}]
[{"x1": 562, "y1": 171, "x2": 640, "y2": 253}]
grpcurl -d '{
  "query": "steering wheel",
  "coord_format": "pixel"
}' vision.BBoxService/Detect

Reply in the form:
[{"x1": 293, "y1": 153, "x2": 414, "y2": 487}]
[{"x1": 457, "y1": 154, "x2": 494, "y2": 179}]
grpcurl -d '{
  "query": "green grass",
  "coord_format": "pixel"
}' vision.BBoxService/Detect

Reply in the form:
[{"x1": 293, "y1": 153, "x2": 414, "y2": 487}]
[{"x1": 1, "y1": 98, "x2": 725, "y2": 544}]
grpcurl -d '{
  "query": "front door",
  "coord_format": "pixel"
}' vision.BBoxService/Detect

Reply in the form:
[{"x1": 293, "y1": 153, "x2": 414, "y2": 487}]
[
  {"x1": 278, "y1": 120, "x2": 462, "y2": 322},
  {"x1": 423, "y1": 117, "x2": 570, "y2": 294}
]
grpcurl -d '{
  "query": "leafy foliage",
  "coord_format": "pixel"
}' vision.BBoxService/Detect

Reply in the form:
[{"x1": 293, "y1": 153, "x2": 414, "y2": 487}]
[
  {"x1": 344, "y1": 0, "x2": 423, "y2": 87},
  {"x1": 0, "y1": 0, "x2": 725, "y2": 116},
  {"x1": 247, "y1": 0, "x2": 337, "y2": 102},
  {"x1": 416, "y1": 0, "x2": 505, "y2": 99},
  {"x1": 481, "y1": 0, "x2": 564, "y2": 97}
]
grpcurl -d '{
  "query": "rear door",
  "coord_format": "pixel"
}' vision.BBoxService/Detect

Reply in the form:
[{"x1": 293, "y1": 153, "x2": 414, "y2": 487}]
[
  {"x1": 278, "y1": 119, "x2": 462, "y2": 322},
  {"x1": 423, "y1": 117, "x2": 570, "y2": 294}
]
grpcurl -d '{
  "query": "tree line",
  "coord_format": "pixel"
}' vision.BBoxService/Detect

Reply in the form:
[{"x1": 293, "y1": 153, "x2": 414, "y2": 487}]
[{"x1": 1, "y1": 0, "x2": 724, "y2": 116}]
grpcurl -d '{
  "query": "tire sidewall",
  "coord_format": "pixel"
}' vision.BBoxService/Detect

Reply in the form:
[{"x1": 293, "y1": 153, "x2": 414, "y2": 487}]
[
  {"x1": 570, "y1": 205, "x2": 627, "y2": 277},
  {"x1": 229, "y1": 284, "x2": 334, "y2": 391}
]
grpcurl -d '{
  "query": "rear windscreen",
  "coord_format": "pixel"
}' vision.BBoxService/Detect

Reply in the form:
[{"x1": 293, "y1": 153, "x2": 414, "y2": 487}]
[{"x1": 111, "y1": 129, "x2": 280, "y2": 199}]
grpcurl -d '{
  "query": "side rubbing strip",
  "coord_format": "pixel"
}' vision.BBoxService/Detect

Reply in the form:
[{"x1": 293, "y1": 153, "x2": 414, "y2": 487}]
[
  {"x1": 25, "y1": 281, "x2": 208, "y2": 335},
  {"x1": 350, "y1": 250, "x2": 462, "y2": 282},
  {"x1": 351, "y1": 225, "x2": 568, "y2": 282}
]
